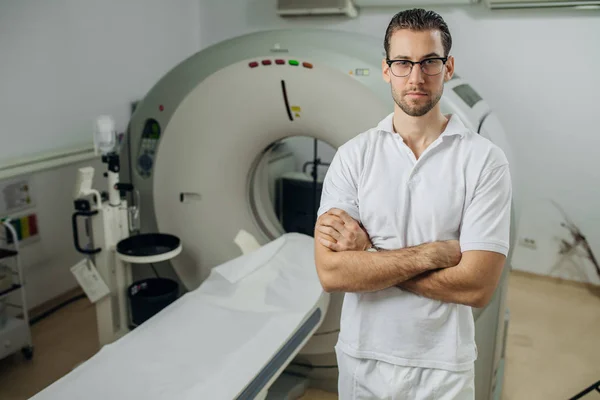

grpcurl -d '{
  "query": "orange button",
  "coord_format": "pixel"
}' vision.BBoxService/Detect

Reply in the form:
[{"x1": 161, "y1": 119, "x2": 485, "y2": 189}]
[{"x1": 302, "y1": 62, "x2": 313, "y2": 69}]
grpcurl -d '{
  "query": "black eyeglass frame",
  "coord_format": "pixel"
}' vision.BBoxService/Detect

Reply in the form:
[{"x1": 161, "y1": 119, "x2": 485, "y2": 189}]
[{"x1": 385, "y1": 57, "x2": 449, "y2": 77}]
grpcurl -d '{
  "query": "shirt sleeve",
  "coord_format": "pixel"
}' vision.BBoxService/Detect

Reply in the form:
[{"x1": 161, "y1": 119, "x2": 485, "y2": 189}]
[
  {"x1": 317, "y1": 145, "x2": 361, "y2": 222},
  {"x1": 459, "y1": 164, "x2": 512, "y2": 256}
]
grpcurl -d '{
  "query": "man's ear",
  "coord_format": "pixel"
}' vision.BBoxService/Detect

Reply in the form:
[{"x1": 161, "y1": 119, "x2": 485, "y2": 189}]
[
  {"x1": 382, "y1": 58, "x2": 391, "y2": 84},
  {"x1": 444, "y1": 55, "x2": 455, "y2": 82}
]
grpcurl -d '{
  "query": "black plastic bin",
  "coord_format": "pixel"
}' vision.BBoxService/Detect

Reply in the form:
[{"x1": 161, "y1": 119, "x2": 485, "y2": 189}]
[{"x1": 128, "y1": 277, "x2": 179, "y2": 327}]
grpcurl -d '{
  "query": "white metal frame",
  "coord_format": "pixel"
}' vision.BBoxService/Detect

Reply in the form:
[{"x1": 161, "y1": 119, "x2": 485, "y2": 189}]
[{"x1": 0, "y1": 219, "x2": 33, "y2": 361}]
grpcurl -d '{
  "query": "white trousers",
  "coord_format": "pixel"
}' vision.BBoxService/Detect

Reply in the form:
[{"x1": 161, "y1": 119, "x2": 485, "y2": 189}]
[{"x1": 335, "y1": 347, "x2": 475, "y2": 400}]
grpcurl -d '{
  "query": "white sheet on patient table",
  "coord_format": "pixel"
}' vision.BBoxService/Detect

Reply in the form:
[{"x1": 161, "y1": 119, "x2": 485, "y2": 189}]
[{"x1": 30, "y1": 233, "x2": 326, "y2": 400}]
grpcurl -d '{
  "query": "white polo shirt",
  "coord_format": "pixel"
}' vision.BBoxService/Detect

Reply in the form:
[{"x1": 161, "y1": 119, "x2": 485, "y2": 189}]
[{"x1": 317, "y1": 112, "x2": 512, "y2": 372}]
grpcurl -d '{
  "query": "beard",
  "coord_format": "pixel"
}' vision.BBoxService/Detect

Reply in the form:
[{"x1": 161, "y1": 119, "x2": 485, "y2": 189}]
[{"x1": 391, "y1": 84, "x2": 443, "y2": 117}]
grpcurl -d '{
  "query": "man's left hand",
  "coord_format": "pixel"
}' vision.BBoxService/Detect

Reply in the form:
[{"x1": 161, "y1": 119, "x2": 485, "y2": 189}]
[{"x1": 316, "y1": 208, "x2": 372, "y2": 252}]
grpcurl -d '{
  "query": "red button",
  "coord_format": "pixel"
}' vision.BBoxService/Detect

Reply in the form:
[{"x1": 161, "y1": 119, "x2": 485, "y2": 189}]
[
  {"x1": 249, "y1": 61, "x2": 259, "y2": 68},
  {"x1": 302, "y1": 62, "x2": 313, "y2": 69},
  {"x1": 262, "y1": 60, "x2": 272, "y2": 65},
  {"x1": 275, "y1": 59, "x2": 285, "y2": 65}
]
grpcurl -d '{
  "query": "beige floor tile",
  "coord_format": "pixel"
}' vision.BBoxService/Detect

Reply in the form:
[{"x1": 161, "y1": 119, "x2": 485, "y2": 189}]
[{"x1": 502, "y1": 272, "x2": 600, "y2": 400}]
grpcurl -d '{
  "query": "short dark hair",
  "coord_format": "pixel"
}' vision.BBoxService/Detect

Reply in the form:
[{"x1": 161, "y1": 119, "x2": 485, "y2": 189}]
[{"x1": 384, "y1": 9, "x2": 452, "y2": 58}]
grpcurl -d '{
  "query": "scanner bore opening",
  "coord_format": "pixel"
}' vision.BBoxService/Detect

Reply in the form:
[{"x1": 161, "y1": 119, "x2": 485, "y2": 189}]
[{"x1": 248, "y1": 136, "x2": 337, "y2": 241}]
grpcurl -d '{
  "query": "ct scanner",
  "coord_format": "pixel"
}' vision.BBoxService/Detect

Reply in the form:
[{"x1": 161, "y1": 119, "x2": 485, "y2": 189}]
[{"x1": 32, "y1": 29, "x2": 518, "y2": 400}]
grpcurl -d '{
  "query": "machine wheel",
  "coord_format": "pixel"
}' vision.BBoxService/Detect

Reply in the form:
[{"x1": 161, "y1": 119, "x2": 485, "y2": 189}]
[{"x1": 22, "y1": 346, "x2": 34, "y2": 360}]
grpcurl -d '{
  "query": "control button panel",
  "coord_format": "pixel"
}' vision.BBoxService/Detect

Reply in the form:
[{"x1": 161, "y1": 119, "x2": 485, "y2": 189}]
[{"x1": 136, "y1": 118, "x2": 161, "y2": 179}]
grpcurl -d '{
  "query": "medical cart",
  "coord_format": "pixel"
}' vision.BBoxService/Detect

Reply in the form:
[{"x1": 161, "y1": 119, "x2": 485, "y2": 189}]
[{"x1": 0, "y1": 218, "x2": 34, "y2": 361}]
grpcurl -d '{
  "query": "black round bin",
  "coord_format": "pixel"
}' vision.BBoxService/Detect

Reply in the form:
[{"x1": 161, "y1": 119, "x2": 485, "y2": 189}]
[{"x1": 128, "y1": 277, "x2": 179, "y2": 327}]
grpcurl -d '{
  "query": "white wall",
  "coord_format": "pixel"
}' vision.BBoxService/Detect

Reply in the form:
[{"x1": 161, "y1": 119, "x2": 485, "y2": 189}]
[
  {"x1": 197, "y1": 0, "x2": 600, "y2": 284},
  {"x1": 0, "y1": 0, "x2": 200, "y2": 309},
  {"x1": 0, "y1": 0, "x2": 199, "y2": 164}
]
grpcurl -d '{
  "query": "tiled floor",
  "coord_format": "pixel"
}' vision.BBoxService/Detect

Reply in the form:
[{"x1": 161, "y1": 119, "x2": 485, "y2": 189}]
[
  {"x1": 0, "y1": 271, "x2": 599, "y2": 400},
  {"x1": 500, "y1": 272, "x2": 600, "y2": 400}
]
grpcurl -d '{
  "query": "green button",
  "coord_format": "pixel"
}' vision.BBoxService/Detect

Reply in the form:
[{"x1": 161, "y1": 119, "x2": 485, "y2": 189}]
[{"x1": 289, "y1": 60, "x2": 299, "y2": 66}]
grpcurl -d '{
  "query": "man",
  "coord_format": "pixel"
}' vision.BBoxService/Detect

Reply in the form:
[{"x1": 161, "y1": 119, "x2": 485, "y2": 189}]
[{"x1": 313, "y1": 8, "x2": 512, "y2": 400}]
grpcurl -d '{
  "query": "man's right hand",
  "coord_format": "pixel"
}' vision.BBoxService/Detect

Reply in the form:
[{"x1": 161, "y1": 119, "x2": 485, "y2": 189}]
[
  {"x1": 426, "y1": 240, "x2": 462, "y2": 269},
  {"x1": 316, "y1": 208, "x2": 372, "y2": 252}
]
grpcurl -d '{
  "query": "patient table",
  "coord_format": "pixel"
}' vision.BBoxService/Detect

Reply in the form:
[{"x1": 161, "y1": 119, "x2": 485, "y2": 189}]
[{"x1": 30, "y1": 233, "x2": 328, "y2": 400}]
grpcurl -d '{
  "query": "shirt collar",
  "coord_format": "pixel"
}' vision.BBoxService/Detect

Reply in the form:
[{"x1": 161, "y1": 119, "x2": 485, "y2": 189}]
[{"x1": 377, "y1": 112, "x2": 469, "y2": 139}]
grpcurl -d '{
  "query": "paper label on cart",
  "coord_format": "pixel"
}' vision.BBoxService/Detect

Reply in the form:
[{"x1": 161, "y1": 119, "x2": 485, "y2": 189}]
[{"x1": 70, "y1": 259, "x2": 110, "y2": 303}]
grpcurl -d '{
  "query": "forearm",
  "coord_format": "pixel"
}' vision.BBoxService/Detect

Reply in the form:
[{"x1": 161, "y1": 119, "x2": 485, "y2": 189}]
[
  {"x1": 316, "y1": 244, "x2": 438, "y2": 293},
  {"x1": 398, "y1": 263, "x2": 486, "y2": 307}
]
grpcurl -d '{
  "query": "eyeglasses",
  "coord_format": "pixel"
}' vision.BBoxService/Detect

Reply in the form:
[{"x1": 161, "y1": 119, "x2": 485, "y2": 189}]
[{"x1": 386, "y1": 57, "x2": 448, "y2": 77}]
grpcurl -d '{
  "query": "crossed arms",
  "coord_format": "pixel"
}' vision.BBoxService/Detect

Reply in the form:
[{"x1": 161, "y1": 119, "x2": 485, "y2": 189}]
[{"x1": 314, "y1": 209, "x2": 506, "y2": 308}]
